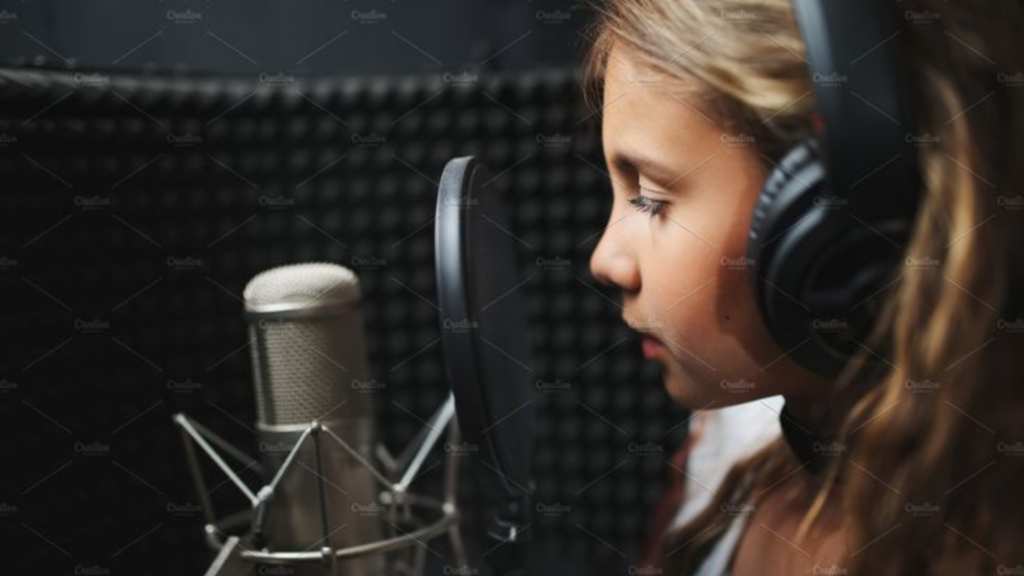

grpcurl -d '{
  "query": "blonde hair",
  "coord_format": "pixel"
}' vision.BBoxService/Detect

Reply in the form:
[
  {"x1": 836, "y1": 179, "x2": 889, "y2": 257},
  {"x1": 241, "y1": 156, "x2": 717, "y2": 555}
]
[{"x1": 582, "y1": 0, "x2": 1024, "y2": 573}]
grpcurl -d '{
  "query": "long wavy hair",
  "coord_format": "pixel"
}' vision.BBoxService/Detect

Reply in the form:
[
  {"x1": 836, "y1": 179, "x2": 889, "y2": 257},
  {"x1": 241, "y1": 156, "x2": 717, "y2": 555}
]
[{"x1": 582, "y1": 0, "x2": 1024, "y2": 573}]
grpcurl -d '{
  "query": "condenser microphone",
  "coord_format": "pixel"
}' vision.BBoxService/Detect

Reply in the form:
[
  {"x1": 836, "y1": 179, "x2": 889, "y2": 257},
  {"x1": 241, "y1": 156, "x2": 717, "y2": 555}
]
[{"x1": 243, "y1": 262, "x2": 384, "y2": 576}]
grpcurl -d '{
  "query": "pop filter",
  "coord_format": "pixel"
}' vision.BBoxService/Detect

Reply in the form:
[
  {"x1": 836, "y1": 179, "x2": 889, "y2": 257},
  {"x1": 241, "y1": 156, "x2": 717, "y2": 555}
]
[{"x1": 434, "y1": 156, "x2": 536, "y2": 573}]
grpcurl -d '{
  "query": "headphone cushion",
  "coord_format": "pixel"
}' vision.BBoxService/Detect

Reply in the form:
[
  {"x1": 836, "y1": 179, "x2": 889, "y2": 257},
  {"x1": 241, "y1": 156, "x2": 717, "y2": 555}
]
[
  {"x1": 749, "y1": 139, "x2": 819, "y2": 241},
  {"x1": 748, "y1": 139, "x2": 823, "y2": 254}
]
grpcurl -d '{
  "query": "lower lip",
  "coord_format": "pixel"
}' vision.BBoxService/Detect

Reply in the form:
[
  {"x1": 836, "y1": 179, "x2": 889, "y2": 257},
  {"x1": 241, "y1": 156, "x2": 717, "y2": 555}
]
[{"x1": 642, "y1": 337, "x2": 664, "y2": 359}]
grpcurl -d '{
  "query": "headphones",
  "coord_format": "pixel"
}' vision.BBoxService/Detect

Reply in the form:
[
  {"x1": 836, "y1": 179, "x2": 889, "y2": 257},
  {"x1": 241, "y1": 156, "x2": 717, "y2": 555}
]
[{"x1": 747, "y1": 0, "x2": 923, "y2": 379}]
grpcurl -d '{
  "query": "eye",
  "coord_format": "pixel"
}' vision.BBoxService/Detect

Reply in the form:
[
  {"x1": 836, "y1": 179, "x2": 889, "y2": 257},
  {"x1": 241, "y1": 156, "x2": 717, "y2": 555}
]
[{"x1": 628, "y1": 191, "x2": 668, "y2": 217}]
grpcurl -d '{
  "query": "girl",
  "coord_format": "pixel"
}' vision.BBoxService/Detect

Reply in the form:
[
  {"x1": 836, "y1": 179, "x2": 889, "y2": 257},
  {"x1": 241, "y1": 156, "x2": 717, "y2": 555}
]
[{"x1": 583, "y1": 0, "x2": 1024, "y2": 574}]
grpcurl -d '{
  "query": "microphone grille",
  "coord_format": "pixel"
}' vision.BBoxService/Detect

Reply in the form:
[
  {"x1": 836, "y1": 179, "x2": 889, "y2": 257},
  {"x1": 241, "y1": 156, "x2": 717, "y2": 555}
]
[
  {"x1": 243, "y1": 262, "x2": 361, "y2": 311},
  {"x1": 243, "y1": 263, "x2": 371, "y2": 427}
]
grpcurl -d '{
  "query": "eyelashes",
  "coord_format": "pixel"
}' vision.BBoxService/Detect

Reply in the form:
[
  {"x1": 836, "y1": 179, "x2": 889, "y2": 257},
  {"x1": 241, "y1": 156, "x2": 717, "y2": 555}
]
[{"x1": 627, "y1": 193, "x2": 668, "y2": 217}]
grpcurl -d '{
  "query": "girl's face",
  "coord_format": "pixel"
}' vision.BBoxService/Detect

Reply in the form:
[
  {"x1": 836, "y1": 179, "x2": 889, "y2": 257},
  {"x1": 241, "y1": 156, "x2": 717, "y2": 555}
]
[{"x1": 589, "y1": 43, "x2": 829, "y2": 409}]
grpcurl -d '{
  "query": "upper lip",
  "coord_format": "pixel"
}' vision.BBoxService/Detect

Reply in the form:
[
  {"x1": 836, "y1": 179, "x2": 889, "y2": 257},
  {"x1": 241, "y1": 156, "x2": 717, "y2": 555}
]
[{"x1": 624, "y1": 315, "x2": 661, "y2": 341}]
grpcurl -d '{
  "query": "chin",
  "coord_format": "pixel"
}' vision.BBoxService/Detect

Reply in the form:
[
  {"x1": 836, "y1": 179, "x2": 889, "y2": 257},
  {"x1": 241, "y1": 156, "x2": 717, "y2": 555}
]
[
  {"x1": 661, "y1": 371, "x2": 708, "y2": 410},
  {"x1": 662, "y1": 368, "x2": 764, "y2": 411}
]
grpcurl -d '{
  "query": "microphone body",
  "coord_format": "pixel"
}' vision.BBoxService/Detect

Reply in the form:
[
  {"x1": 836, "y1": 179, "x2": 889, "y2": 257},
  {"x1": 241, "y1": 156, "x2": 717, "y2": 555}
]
[{"x1": 244, "y1": 263, "x2": 384, "y2": 576}]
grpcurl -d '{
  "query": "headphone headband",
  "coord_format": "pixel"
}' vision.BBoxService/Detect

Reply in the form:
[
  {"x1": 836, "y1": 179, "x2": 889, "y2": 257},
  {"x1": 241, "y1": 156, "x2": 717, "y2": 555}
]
[{"x1": 792, "y1": 0, "x2": 920, "y2": 205}]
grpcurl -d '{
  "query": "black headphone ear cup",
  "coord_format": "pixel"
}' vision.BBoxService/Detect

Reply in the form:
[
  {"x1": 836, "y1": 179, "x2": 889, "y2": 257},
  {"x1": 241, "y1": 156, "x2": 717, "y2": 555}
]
[
  {"x1": 748, "y1": 140, "x2": 911, "y2": 379},
  {"x1": 746, "y1": 139, "x2": 841, "y2": 376}
]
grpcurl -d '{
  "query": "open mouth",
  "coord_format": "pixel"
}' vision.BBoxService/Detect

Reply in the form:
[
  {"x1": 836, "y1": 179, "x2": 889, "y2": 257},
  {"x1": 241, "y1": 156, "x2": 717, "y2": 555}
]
[
  {"x1": 625, "y1": 316, "x2": 666, "y2": 359},
  {"x1": 641, "y1": 335, "x2": 665, "y2": 359}
]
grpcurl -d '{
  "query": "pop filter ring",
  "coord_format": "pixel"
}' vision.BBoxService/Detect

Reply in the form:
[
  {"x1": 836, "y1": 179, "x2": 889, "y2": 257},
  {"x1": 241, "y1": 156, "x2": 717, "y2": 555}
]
[{"x1": 434, "y1": 156, "x2": 535, "y2": 575}]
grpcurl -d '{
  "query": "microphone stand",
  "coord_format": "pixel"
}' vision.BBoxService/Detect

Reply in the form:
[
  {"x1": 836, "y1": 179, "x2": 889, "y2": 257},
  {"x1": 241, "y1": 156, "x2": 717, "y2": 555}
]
[{"x1": 175, "y1": 393, "x2": 468, "y2": 576}]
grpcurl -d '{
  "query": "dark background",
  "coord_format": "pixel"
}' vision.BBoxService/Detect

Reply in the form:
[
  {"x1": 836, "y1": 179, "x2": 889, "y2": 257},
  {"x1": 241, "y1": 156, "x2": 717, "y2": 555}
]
[{"x1": 0, "y1": 1, "x2": 688, "y2": 575}]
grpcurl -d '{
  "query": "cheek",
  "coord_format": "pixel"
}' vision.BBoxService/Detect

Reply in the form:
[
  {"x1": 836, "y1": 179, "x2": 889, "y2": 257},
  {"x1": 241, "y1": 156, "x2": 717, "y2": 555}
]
[
  {"x1": 643, "y1": 216, "x2": 728, "y2": 331},
  {"x1": 644, "y1": 199, "x2": 741, "y2": 305},
  {"x1": 642, "y1": 197, "x2": 785, "y2": 373},
  {"x1": 647, "y1": 174, "x2": 763, "y2": 324}
]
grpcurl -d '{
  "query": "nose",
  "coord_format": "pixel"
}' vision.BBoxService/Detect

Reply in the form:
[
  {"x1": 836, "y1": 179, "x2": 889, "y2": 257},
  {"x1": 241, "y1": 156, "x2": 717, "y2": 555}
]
[{"x1": 589, "y1": 214, "x2": 641, "y2": 293}]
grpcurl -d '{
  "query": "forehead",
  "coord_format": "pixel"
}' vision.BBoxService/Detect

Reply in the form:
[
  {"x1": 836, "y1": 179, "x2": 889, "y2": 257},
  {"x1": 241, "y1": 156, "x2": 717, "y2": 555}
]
[
  {"x1": 601, "y1": 43, "x2": 721, "y2": 174},
  {"x1": 603, "y1": 42, "x2": 668, "y2": 98}
]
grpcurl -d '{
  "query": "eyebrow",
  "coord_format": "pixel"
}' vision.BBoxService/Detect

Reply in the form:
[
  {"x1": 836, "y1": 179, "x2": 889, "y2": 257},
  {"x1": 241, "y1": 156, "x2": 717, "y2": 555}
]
[{"x1": 608, "y1": 150, "x2": 683, "y2": 188}]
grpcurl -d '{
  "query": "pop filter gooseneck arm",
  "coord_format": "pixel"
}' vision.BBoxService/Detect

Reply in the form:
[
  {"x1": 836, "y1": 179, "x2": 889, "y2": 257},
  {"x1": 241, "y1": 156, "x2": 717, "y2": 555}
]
[{"x1": 435, "y1": 156, "x2": 537, "y2": 575}]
